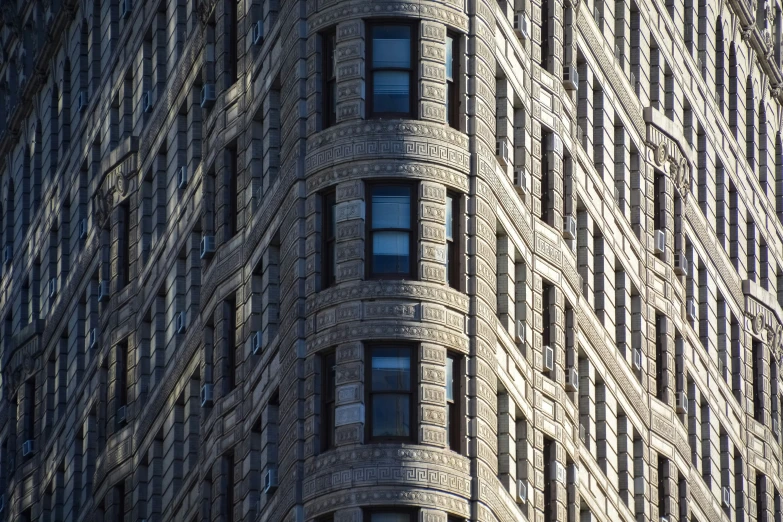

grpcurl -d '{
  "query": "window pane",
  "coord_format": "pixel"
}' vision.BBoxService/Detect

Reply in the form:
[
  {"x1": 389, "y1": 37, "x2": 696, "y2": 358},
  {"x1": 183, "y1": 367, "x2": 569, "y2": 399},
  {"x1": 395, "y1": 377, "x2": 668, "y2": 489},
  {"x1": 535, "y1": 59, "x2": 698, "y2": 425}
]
[
  {"x1": 446, "y1": 195, "x2": 454, "y2": 241},
  {"x1": 446, "y1": 355, "x2": 454, "y2": 402},
  {"x1": 372, "y1": 231, "x2": 410, "y2": 273},
  {"x1": 372, "y1": 394, "x2": 410, "y2": 437},
  {"x1": 371, "y1": 347, "x2": 411, "y2": 391},
  {"x1": 372, "y1": 514, "x2": 410, "y2": 522},
  {"x1": 372, "y1": 26, "x2": 411, "y2": 68},
  {"x1": 446, "y1": 36, "x2": 454, "y2": 81},
  {"x1": 327, "y1": 195, "x2": 336, "y2": 237},
  {"x1": 373, "y1": 71, "x2": 410, "y2": 114},
  {"x1": 372, "y1": 186, "x2": 411, "y2": 229}
]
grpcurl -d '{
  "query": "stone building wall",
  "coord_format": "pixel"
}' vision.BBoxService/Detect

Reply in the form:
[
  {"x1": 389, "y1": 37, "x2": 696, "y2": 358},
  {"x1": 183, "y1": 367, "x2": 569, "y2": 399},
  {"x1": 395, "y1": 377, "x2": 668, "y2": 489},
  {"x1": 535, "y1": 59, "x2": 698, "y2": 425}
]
[{"x1": 0, "y1": 0, "x2": 781, "y2": 521}]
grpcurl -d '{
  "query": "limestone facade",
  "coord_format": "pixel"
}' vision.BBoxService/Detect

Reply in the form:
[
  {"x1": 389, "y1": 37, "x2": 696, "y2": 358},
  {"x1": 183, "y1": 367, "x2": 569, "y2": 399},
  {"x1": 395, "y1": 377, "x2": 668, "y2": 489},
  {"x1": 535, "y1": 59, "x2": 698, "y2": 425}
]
[{"x1": 0, "y1": 0, "x2": 782, "y2": 521}]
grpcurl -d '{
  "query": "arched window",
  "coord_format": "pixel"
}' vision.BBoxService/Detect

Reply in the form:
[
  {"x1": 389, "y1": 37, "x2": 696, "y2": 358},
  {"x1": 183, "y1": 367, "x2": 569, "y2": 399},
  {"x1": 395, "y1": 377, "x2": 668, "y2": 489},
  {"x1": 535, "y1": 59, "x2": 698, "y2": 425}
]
[
  {"x1": 746, "y1": 77, "x2": 755, "y2": 171},
  {"x1": 715, "y1": 19, "x2": 725, "y2": 114},
  {"x1": 729, "y1": 43, "x2": 738, "y2": 138}
]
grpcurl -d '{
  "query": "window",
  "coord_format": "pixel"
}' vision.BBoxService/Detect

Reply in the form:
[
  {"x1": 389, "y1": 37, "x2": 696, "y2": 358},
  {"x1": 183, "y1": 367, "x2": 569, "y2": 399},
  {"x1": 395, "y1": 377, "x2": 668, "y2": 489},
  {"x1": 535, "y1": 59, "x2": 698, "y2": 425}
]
[
  {"x1": 446, "y1": 34, "x2": 458, "y2": 129},
  {"x1": 366, "y1": 345, "x2": 414, "y2": 440},
  {"x1": 368, "y1": 24, "x2": 415, "y2": 118},
  {"x1": 364, "y1": 509, "x2": 416, "y2": 522},
  {"x1": 368, "y1": 184, "x2": 415, "y2": 278},
  {"x1": 321, "y1": 351, "x2": 336, "y2": 452},
  {"x1": 446, "y1": 193, "x2": 459, "y2": 289},
  {"x1": 322, "y1": 190, "x2": 337, "y2": 288},
  {"x1": 446, "y1": 352, "x2": 461, "y2": 451},
  {"x1": 322, "y1": 29, "x2": 337, "y2": 129}
]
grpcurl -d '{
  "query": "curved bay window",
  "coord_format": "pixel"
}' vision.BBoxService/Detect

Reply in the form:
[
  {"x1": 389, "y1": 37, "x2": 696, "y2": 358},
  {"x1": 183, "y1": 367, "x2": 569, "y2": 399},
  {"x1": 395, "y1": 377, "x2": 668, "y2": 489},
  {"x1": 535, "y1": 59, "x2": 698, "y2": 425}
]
[
  {"x1": 366, "y1": 345, "x2": 415, "y2": 441},
  {"x1": 368, "y1": 24, "x2": 416, "y2": 118},
  {"x1": 368, "y1": 184, "x2": 415, "y2": 278}
]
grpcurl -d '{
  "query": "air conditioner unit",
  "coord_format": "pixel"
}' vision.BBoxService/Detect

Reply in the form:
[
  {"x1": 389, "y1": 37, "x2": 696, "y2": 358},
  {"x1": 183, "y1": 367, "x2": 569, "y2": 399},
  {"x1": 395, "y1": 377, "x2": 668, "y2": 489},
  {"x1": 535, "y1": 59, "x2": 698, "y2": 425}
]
[
  {"x1": 78, "y1": 91, "x2": 89, "y2": 112},
  {"x1": 78, "y1": 218, "x2": 88, "y2": 240},
  {"x1": 633, "y1": 347, "x2": 643, "y2": 371},
  {"x1": 514, "y1": 13, "x2": 529, "y2": 40},
  {"x1": 563, "y1": 64, "x2": 579, "y2": 90},
  {"x1": 673, "y1": 253, "x2": 688, "y2": 276},
  {"x1": 200, "y1": 384, "x2": 214, "y2": 407},
  {"x1": 98, "y1": 280, "x2": 110, "y2": 302},
  {"x1": 676, "y1": 391, "x2": 688, "y2": 414},
  {"x1": 551, "y1": 461, "x2": 566, "y2": 483},
  {"x1": 89, "y1": 328, "x2": 98, "y2": 349},
  {"x1": 568, "y1": 463, "x2": 580, "y2": 486},
  {"x1": 200, "y1": 236, "x2": 216, "y2": 259},
  {"x1": 565, "y1": 367, "x2": 579, "y2": 391},
  {"x1": 654, "y1": 229, "x2": 665, "y2": 254},
  {"x1": 545, "y1": 134, "x2": 563, "y2": 156},
  {"x1": 496, "y1": 140, "x2": 510, "y2": 166},
  {"x1": 252, "y1": 20, "x2": 264, "y2": 45},
  {"x1": 121, "y1": 0, "x2": 132, "y2": 18},
  {"x1": 22, "y1": 440, "x2": 35, "y2": 457},
  {"x1": 563, "y1": 215, "x2": 577, "y2": 240},
  {"x1": 3, "y1": 244, "x2": 11, "y2": 265},
  {"x1": 176, "y1": 311, "x2": 186, "y2": 334},
  {"x1": 142, "y1": 90, "x2": 153, "y2": 113},
  {"x1": 513, "y1": 168, "x2": 528, "y2": 195},
  {"x1": 264, "y1": 467, "x2": 279, "y2": 493},
  {"x1": 516, "y1": 320, "x2": 525, "y2": 343},
  {"x1": 252, "y1": 331, "x2": 263, "y2": 354},
  {"x1": 177, "y1": 166, "x2": 188, "y2": 189},
  {"x1": 722, "y1": 486, "x2": 731, "y2": 507},
  {"x1": 117, "y1": 405, "x2": 127, "y2": 424},
  {"x1": 201, "y1": 84, "x2": 216, "y2": 109},
  {"x1": 686, "y1": 297, "x2": 697, "y2": 321},
  {"x1": 543, "y1": 345, "x2": 554, "y2": 372},
  {"x1": 516, "y1": 479, "x2": 528, "y2": 504}
]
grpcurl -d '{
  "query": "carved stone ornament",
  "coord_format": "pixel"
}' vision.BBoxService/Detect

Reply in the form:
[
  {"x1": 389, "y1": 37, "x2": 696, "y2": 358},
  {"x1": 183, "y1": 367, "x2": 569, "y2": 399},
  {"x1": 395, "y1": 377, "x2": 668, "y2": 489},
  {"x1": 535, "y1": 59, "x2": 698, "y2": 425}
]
[
  {"x1": 655, "y1": 141, "x2": 666, "y2": 166},
  {"x1": 753, "y1": 311, "x2": 764, "y2": 334},
  {"x1": 116, "y1": 172, "x2": 126, "y2": 195},
  {"x1": 678, "y1": 157, "x2": 690, "y2": 196},
  {"x1": 197, "y1": 0, "x2": 218, "y2": 26},
  {"x1": 742, "y1": 28, "x2": 753, "y2": 42},
  {"x1": 93, "y1": 188, "x2": 112, "y2": 229}
]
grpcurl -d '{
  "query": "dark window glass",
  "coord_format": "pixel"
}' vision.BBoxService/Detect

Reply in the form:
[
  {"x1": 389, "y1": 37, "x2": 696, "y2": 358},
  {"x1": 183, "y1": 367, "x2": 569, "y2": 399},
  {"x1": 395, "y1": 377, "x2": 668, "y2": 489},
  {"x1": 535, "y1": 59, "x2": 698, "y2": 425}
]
[
  {"x1": 323, "y1": 30, "x2": 337, "y2": 128},
  {"x1": 369, "y1": 25, "x2": 414, "y2": 117},
  {"x1": 321, "y1": 351, "x2": 336, "y2": 452},
  {"x1": 369, "y1": 185, "x2": 413, "y2": 277},
  {"x1": 368, "y1": 346, "x2": 413, "y2": 440},
  {"x1": 446, "y1": 34, "x2": 458, "y2": 129},
  {"x1": 446, "y1": 352, "x2": 461, "y2": 451},
  {"x1": 446, "y1": 193, "x2": 459, "y2": 289},
  {"x1": 323, "y1": 191, "x2": 337, "y2": 288},
  {"x1": 370, "y1": 514, "x2": 411, "y2": 522}
]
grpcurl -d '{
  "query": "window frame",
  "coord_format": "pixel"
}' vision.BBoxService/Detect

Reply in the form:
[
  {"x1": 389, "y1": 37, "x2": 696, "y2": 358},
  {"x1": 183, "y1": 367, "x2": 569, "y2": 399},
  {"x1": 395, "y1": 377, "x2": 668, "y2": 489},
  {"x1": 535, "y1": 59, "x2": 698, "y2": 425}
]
[
  {"x1": 446, "y1": 351, "x2": 462, "y2": 452},
  {"x1": 322, "y1": 189, "x2": 337, "y2": 288},
  {"x1": 366, "y1": 21, "x2": 418, "y2": 119},
  {"x1": 363, "y1": 507, "x2": 419, "y2": 522},
  {"x1": 320, "y1": 350, "x2": 336, "y2": 452},
  {"x1": 446, "y1": 192, "x2": 460, "y2": 290},
  {"x1": 446, "y1": 32, "x2": 459, "y2": 129},
  {"x1": 322, "y1": 28, "x2": 338, "y2": 129},
  {"x1": 365, "y1": 343, "x2": 417, "y2": 443},
  {"x1": 366, "y1": 182, "x2": 418, "y2": 280}
]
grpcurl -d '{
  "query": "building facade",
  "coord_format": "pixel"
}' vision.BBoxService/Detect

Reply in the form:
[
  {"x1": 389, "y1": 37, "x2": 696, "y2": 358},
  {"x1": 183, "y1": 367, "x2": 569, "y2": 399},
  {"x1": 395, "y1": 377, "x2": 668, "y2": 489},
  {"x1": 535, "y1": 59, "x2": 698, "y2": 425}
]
[{"x1": 0, "y1": 0, "x2": 782, "y2": 520}]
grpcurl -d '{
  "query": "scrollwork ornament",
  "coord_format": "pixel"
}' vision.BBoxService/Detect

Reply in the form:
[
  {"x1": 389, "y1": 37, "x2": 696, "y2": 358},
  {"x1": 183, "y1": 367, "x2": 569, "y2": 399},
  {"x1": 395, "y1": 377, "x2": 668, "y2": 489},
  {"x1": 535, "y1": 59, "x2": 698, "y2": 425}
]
[
  {"x1": 679, "y1": 157, "x2": 690, "y2": 196},
  {"x1": 93, "y1": 188, "x2": 112, "y2": 229}
]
